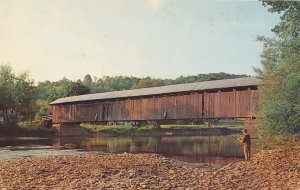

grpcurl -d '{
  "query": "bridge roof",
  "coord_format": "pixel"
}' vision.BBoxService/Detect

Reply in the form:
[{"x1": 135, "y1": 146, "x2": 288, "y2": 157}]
[{"x1": 50, "y1": 77, "x2": 258, "y2": 105}]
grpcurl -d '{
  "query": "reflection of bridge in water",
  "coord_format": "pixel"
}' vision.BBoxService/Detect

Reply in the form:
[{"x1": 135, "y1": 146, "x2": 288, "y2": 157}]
[
  {"x1": 0, "y1": 135, "x2": 251, "y2": 163},
  {"x1": 53, "y1": 135, "x2": 249, "y2": 164},
  {"x1": 50, "y1": 77, "x2": 258, "y2": 135}
]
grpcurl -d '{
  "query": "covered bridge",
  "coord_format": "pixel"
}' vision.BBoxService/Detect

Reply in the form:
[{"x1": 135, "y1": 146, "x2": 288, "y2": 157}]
[{"x1": 50, "y1": 77, "x2": 259, "y2": 126}]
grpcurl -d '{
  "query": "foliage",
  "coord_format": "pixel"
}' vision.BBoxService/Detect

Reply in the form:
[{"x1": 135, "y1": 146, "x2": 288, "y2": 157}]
[
  {"x1": 34, "y1": 99, "x2": 52, "y2": 120},
  {"x1": 0, "y1": 64, "x2": 36, "y2": 126},
  {"x1": 36, "y1": 77, "x2": 90, "y2": 102},
  {"x1": 37, "y1": 72, "x2": 248, "y2": 99},
  {"x1": 83, "y1": 74, "x2": 93, "y2": 90},
  {"x1": 256, "y1": 1, "x2": 300, "y2": 138},
  {"x1": 172, "y1": 72, "x2": 248, "y2": 85}
]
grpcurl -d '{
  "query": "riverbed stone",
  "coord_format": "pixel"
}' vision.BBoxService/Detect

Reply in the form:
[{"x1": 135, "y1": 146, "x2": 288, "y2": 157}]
[{"x1": 0, "y1": 147, "x2": 299, "y2": 189}]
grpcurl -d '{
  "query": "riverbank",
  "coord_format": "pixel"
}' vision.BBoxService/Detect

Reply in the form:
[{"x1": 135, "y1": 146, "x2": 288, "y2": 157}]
[
  {"x1": 0, "y1": 146, "x2": 299, "y2": 189},
  {"x1": 0, "y1": 125, "x2": 55, "y2": 137},
  {"x1": 1, "y1": 122, "x2": 244, "y2": 137},
  {"x1": 80, "y1": 123, "x2": 243, "y2": 136}
]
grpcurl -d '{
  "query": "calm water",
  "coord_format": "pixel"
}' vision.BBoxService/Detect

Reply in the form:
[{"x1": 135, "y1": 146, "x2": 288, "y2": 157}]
[{"x1": 0, "y1": 135, "x2": 254, "y2": 164}]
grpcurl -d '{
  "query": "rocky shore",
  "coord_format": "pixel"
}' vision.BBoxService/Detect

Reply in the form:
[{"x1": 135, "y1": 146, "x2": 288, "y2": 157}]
[{"x1": 0, "y1": 147, "x2": 299, "y2": 190}]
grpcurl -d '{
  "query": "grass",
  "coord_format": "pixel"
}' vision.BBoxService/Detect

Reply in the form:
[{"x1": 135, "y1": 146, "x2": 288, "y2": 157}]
[
  {"x1": 80, "y1": 124, "x2": 153, "y2": 135},
  {"x1": 160, "y1": 124, "x2": 243, "y2": 130},
  {"x1": 80, "y1": 123, "x2": 245, "y2": 135},
  {"x1": 160, "y1": 124, "x2": 209, "y2": 130}
]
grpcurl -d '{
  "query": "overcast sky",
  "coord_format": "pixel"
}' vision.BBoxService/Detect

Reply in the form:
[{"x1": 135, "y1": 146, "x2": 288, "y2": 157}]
[{"x1": 0, "y1": 0, "x2": 280, "y2": 82}]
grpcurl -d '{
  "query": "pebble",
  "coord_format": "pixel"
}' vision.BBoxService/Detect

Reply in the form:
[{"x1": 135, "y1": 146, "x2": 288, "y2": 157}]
[{"x1": 0, "y1": 147, "x2": 299, "y2": 189}]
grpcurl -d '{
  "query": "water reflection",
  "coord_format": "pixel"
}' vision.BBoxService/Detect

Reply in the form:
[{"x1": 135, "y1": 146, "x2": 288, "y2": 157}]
[
  {"x1": 0, "y1": 137, "x2": 53, "y2": 147},
  {"x1": 0, "y1": 135, "x2": 249, "y2": 163},
  {"x1": 54, "y1": 135, "x2": 245, "y2": 163}
]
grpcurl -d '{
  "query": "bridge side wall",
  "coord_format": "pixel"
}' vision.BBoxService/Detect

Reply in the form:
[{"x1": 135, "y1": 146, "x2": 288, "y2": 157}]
[
  {"x1": 52, "y1": 88, "x2": 258, "y2": 124},
  {"x1": 52, "y1": 92, "x2": 203, "y2": 123}
]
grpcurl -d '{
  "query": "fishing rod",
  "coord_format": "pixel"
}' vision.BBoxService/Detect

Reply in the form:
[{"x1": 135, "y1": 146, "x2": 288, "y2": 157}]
[
  {"x1": 220, "y1": 128, "x2": 241, "y2": 141},
  {"x1": 221, "y1": 128, "x2": 259, "y2": 141}
]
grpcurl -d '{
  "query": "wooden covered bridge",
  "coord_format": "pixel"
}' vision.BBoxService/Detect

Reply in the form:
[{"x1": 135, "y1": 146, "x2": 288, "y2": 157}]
[{"x1": 50, "y1": 77, "x2": 259, "y2": 132}]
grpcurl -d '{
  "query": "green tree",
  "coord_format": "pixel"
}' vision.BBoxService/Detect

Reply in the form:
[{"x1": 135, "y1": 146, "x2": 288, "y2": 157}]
[
  {"x1": 37, "y1": 77, "x2": 90, "y2": 102},
  {"x1": 255, "y1": 1, "x2": 300, "y2": 138},
  {"x1": 0, "y1": 64, "x2": 35, "y2": 126},
  {"x1": 34, "y1": 99, "x2": 52, "y2": 120},
  {"x1": 83, "y1": 74, "x2": 92, "y2": 90}
]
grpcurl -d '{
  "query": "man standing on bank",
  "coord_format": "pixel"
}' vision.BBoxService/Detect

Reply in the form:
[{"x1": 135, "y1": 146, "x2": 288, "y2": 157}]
[{"x1": 241, "y1": 129, "x2": 251, "y2": 160}]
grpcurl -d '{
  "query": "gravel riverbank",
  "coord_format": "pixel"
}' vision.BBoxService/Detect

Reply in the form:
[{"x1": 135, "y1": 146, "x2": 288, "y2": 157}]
[{"x1": 0, "y1": 147, "x2": 299, "y2": 190}]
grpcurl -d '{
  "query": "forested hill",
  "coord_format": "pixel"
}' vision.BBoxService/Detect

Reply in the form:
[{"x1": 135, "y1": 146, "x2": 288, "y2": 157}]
[{"x1": 37, "y1": 72, "x2": 249, "y2": 102}]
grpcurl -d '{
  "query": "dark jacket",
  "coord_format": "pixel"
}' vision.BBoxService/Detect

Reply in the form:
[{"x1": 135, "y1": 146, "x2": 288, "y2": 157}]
[{"x1": 242, "y1": 134, "x2": 251, "y2": 145}]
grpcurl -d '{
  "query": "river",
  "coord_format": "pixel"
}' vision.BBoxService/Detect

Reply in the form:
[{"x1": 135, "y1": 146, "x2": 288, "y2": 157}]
[{"x1": 0, "y1": 134, "x2": 256, "y2": 164}]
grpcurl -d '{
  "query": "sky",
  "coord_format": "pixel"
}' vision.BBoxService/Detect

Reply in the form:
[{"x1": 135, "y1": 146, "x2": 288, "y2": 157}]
[{"x1": 0, "y1": 0, "x2": 280, "y2": 82}]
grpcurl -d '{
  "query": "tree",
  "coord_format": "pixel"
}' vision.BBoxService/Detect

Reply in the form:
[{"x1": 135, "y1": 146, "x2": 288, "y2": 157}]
[
  {"x1": 0, "y1": 64, "x2": 35, "y2": 126},
  {"x1": 83, "y1": 74, "x2": 92, "y2": 90},
  {"x1": 255, "y1": 1, "x2": 300, "y2": 138},
  {"x1": 35, "y1": 77, "x2": 90, "y2": 102},
  {"x1": 34, "y1": 99, "x2": 52, "y2": 120}
]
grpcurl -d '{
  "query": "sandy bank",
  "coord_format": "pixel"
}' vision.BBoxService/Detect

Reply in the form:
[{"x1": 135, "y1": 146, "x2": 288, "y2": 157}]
[{"x1": 0, "y1": 147, "x2": 299, "y2": 189}]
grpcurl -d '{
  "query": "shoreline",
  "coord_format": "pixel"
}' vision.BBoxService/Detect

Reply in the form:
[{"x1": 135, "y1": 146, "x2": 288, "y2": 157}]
[
  {"x1": 0, "y1": 146, "x2": 299, "y2": 189},
  {"x1": 79, "y1": 123, "x2": 244, "y2": 137},
  {"x1": 86, "y1": 127, "x2": 242, "y2": 137},
  {"x1": 0, "y1": 126, "x2": 242, "y2": 138}
]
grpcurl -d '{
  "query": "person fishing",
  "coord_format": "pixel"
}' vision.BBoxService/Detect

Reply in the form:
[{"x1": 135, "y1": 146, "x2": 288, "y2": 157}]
[
  {"x1": 241, "y1": 129, "x2": 251, "y2": 161},
  {"x1": 220, "y1": 127, "x2": 252, "y2": 161}
]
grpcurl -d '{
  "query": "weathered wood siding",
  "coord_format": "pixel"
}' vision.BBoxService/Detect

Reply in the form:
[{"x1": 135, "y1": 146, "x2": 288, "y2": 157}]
[
  {"x1": 52, "y1": 89, "x2": 257, "y2": 124},
  {"x1": 203, "y1": 89, "x2": 258, "y2": 118}
]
